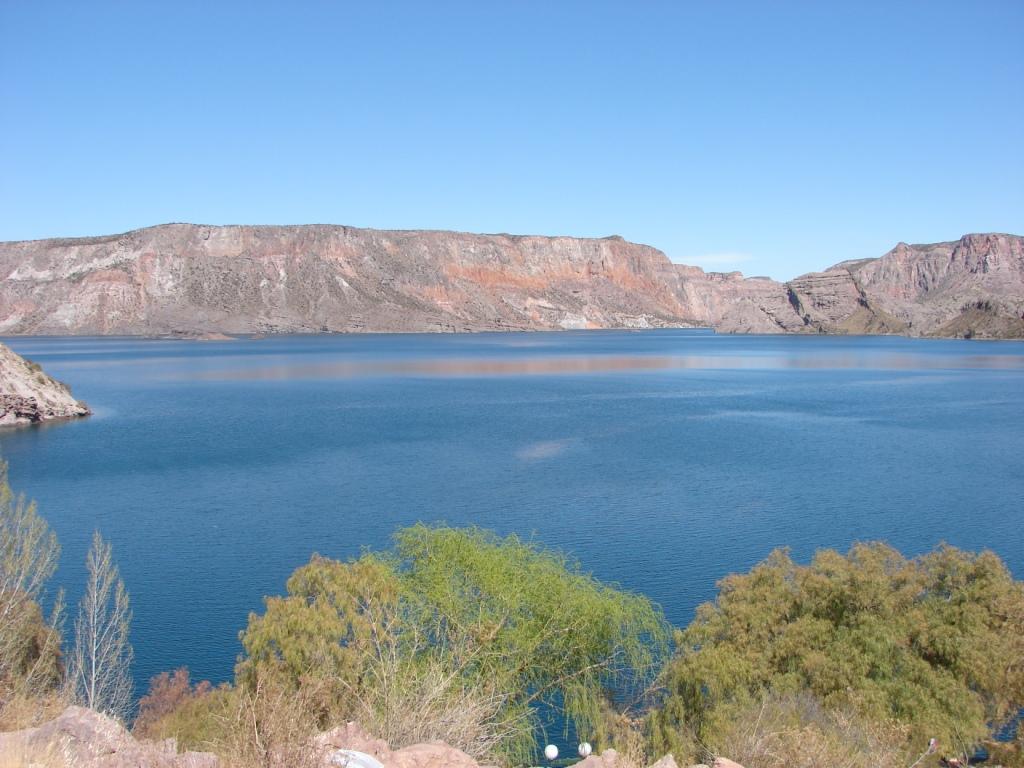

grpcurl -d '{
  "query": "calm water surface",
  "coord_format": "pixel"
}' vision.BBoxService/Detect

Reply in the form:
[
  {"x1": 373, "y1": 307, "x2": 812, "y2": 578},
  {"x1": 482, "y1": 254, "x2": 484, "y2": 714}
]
[{"x1": 1, "y1": 330, "x2": 1022, "y2": 697}]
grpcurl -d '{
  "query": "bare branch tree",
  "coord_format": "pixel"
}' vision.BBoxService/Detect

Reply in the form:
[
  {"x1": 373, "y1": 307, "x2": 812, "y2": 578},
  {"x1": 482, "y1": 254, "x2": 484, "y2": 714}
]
[{"x1": 68, "y1": 531, "x2": 133, "y2": 722}]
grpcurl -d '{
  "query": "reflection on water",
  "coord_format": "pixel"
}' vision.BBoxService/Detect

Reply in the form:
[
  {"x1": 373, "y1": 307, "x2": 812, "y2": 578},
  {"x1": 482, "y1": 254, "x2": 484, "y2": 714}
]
[{"x1": 198, "y1": 352, "x2": 1024, "y2": 381}]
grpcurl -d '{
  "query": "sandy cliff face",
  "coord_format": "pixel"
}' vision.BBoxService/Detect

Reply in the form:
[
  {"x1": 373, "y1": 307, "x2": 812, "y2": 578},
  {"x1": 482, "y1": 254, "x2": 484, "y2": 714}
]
[
  {"x1": 786, "y1": 233, "x2": 1024, "y2": 337},
  {"x1": 0, "y1": 224, "x2": 699, "y2": 335},
  {"x1": 1, "y1": 225, "x2": 1020, "y2": 338},
  {"x1": 671, "y1": 266, "x2": 806, "y2": 333},
  {"x1": 0, "y1": 342, "x2": 90, "y2": 426}
]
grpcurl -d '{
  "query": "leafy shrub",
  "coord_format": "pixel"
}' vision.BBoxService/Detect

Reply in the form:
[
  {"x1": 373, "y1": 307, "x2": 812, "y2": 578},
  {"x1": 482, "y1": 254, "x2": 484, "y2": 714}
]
[
  {"x1": 237, "y1": 525, "x2": 671, "y2": 764},
  {"x1": 648, "y1": 543, "x2": 1024, "y2": 762},
  {"x1": 134, "y1": 667, "x2": 216, "y2": 742}
]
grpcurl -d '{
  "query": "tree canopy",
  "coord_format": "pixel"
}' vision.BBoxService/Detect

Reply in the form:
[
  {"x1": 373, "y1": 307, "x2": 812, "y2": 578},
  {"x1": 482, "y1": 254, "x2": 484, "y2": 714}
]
[
  {"x1": 648, "y1": 542, "x2": 1024, "y2": 759},
  {"x1": 238, "y1": 525, "x2": 670, "y2": 763}
]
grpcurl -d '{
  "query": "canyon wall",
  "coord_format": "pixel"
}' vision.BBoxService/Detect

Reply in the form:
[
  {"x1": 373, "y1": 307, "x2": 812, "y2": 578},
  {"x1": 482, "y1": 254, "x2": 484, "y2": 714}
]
[{"x1": 1, "y1": 225, "x2": 1020, "y2": 338}]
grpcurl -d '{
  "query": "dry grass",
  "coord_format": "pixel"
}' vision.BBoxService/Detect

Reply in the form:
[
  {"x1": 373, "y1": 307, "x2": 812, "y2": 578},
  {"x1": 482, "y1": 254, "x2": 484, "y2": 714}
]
[
  {"x1": 607, "y1": 727, "x2": 651, "y2": 768},
  {"x1": 0, "y1": 738, "x2": 78, "y2": 768},
  {"x1": 212, "y1": 677, "x2": 322, "y2": 768},
  {"x1": 706, "y1": 693, "x2": 913, "y2": 768},
  {"x1": 588, "y1": 708, "x2": 659, "y2": 768},
  {"x1": 0, "y1": 691, "x2": 68, "y2": 732},
  {"x1": 985, "y1": 737, "x2": 1024, "y2": 768},
  {"x1": 337, "y1": 598, "x2": 531, "y2": 764},
  {"x1": 347, "y1": 654, "x2": 527, "y2": 762}
]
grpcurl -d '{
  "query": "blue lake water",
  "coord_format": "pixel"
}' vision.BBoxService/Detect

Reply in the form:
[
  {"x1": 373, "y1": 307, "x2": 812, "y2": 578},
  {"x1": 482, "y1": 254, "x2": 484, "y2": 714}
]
[{"x1": 1, "y1": 330, "x2": 1022, "y2": 701}]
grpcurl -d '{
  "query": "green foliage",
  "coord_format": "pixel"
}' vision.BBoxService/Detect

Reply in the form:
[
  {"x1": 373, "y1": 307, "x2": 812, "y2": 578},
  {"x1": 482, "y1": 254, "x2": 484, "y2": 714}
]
[
  {"x1": 237, "y1": 525, "x2": 670, "y2": 764},
  {"x1": 237, "y1": 555, "x2": 398, "y2": 724},
  {"x1": 134, "y1": 668, "x2": 215, "y2": 741},
  {"x1": 134, "y1": 669, "x2": 234, "y2": 751},
  {"x1": 390, "y1": 526, "x2": 669, "y2": 747},
  {"x1": 155, "y1": 684, "x2": 235, "y2": 752},
  {"x1": 648, "y1": 542, "x2": 1024, "y2": 760},
  {"x1": 985, "y1": 726, "x2": 1024, "y2": 768},
  {"x1": 1, "y1": 601, "x2": 63, "y2": 690}
]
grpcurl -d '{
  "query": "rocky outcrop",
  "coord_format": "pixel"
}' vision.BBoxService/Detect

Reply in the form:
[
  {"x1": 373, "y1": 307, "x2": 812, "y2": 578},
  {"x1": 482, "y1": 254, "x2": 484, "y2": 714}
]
[
  {"x1": 785, "y1": 234, "x2": 1024, "y2": 337},
  {"x1": 671, "y1": 266, "x2": 806, "y2": 333},
  {"x1": 0, "y1": 342, "x2": 90, "y2": 427},
  {"x1": 575, "y1": 749, "x2": 741, "y2": 768},
  {"x1": 314, "y1": 721, "x2": 483, "y2": 768},
  {"x1": 1, "y1": 224, "x2": 1020, "y2": 338},
  {"x1": 0, "y1": 706, "x2": 217, "y2": 767},
  {"x1": 0, "y1": 709, "x2": 740, "y2": 768}
]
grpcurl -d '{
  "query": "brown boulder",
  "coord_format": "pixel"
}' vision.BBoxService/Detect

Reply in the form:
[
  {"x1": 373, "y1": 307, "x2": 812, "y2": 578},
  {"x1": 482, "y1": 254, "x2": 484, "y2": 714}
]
[
  {"x1": 313, "y1": 721, "x2": 480, "y2": 768},
  {"x1": 575, "y1": 748, "x2": 621, "y2": 767},
  {"x1": 0, "y1": 705, "x2": 218, "y2": 767},
  {"x1": 315, "y1": 721, "x2": 391, "y2": 763},
  {"x1": 389, "y1": 741, "x2": 481, "y2": 768}
]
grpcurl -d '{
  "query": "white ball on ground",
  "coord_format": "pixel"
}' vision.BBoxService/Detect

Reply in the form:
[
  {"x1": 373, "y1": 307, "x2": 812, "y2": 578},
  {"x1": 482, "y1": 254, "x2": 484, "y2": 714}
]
[
  {"x1": 544, "y1": 744, "x2": 559, "y2": 760},
  {"x1": 578, "y1": 742, "x2": 593, "y2": 757}
]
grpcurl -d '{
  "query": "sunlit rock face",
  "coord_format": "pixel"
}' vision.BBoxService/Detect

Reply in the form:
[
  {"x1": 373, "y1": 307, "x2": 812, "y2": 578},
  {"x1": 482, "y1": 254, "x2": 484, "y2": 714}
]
[
  {"x1": 670, "y1": 266, "x2": 806, "y2": 333},
  {"x1": 0, "y1": 342, "x2": 90, "y2": 426},
  {"x1": 1, "y1": 225, "x2": 1020, "y2": 338},
  {"x1": 0, "y1": 224, "x2": 700, "y2": 335},
  {"x1": 786, "y1": 234, "x2": 1024, "y2": 337}
]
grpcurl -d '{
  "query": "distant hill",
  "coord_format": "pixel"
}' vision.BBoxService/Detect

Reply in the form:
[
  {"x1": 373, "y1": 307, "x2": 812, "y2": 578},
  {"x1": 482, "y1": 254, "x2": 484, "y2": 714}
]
[
  {"x1": 785, "y1": 234, "x2": 1024, "y2": 338},
  {"x1": 1, "y1": 224, "x2": 1020, "y2": 338}
]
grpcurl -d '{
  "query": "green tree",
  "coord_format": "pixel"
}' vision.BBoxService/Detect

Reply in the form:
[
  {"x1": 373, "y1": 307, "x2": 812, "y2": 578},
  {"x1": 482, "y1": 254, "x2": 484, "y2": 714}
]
[
  {"x1": 238, "y1": 525, "x2": 670, "y2": 764},
  {"x1": 390, "y1": 526, "x2": 669, "y2": 749},
  {"x1": 238, "y1": 555, "x2": 397, "y2": 722},
  {"x1": 648, "y1": 542, "x2": 1024, "y2": 762}
]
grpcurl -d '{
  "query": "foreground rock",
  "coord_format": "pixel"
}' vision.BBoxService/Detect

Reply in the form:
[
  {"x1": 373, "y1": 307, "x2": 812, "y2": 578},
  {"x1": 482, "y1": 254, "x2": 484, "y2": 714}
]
[
  {"x1": 0, "y1": 708, "x2": 745, "y2": 768},
  {"x1": 1, "y1": 224, "x2": 1020, "y2": 338},
  {"x1": 0, "y1": 342, "x2": 90, "y2": 427},
  {"x1": 0, "y1": 706, "x2": 216, "y2": 767},
  {"x1": 574, "y1": 748, "x2": 742, "y2": 768},
  {"x1": 314, "y1": 721, "x2": 483, "y2": 768}
]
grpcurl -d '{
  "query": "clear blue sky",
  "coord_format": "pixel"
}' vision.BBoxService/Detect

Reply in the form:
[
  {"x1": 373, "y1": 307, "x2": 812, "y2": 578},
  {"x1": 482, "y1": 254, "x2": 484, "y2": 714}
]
[{"x1": 2, "y1": 1, "x2": 1021, "y2": 279}]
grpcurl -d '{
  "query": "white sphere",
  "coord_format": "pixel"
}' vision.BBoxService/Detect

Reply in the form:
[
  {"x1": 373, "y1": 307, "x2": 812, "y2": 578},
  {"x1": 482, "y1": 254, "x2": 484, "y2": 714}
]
[
  {"x1": 578, "y1": 742, "x2": 593, "y2": 757},
  {"x1": 544, "y1": 744, "x2": 559, "y2": 760}
]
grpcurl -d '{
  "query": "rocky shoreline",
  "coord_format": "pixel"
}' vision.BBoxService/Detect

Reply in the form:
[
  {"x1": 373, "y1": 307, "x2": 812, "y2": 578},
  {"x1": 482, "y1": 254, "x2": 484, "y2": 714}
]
[{"x1": 0, "y1": 342, "x2": 90, "y2": 427}]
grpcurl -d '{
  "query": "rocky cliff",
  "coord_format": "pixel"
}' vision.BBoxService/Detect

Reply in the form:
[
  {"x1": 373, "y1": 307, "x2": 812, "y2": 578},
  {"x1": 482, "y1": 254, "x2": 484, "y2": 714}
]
[
  {"x1": 786, "y1": 233, "x2": 1024, "y2": 338},
  {"x1": 1, "y1": 225, "x2": 1020, "y2": 338},
  {"x1": 0, "y1": 342, "x2": 90, "y2": 427},
  {"x1": 0, "y1": 224, "x2": 696, "y2": 335}
]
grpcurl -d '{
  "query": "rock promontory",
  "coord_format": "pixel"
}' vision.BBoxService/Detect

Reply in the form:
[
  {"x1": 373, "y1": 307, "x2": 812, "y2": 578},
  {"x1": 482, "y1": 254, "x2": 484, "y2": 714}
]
[{"x1": 0, "y1": 342, "x2": 90, "y2": 427}]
